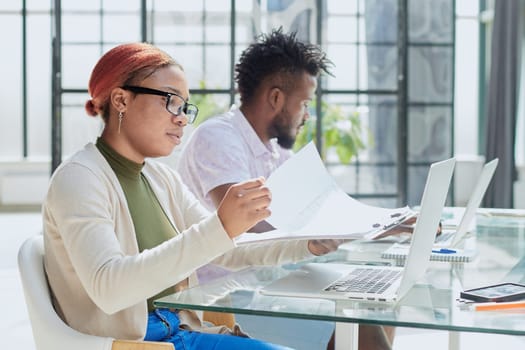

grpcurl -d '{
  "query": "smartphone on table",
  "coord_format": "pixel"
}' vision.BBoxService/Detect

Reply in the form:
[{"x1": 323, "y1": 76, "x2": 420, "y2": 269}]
[{"x1": 460, "y1": 283, "x2": 525, "y2": 302}]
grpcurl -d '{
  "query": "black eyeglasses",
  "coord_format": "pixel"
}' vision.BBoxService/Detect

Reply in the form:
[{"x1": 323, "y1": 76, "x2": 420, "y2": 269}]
[{"x1": 121, "y1": 85, "x2": 199, "y2": 124}]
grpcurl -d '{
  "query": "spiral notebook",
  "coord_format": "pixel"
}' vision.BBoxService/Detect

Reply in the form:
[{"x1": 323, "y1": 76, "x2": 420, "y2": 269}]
[{"x1": 381, "y1": 243, "x2": 476, "y2": 262}]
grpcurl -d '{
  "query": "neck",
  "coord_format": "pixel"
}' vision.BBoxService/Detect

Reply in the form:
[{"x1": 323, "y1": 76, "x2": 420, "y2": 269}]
[
  {"x1": 100, "y1": 128, "x2": 145, "y2": 164},
  {"x1": 239, "y1": 103, "x2": 272, "y2": 144}
]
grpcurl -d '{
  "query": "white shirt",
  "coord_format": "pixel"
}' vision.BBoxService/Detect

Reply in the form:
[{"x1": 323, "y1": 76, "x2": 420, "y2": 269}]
[{"x1": 177, "y1": 105, "x2": 292, "y2": 210}]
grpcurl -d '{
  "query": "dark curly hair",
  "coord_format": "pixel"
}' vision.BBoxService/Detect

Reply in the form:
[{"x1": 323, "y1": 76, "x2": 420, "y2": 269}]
[{"x1": 235, "y1": 28, "x2": 333, "y2": 105}]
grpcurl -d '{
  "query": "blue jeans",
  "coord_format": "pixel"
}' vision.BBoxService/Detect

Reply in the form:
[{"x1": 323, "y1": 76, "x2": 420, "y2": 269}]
[{"x1": 145, "y1": 309, "x2": 293, "y2": 350}]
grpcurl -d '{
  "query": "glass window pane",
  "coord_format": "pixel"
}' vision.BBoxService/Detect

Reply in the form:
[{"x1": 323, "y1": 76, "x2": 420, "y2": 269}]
[
  {"x1": 27, "y1": 14, "x2": 52, "y2": 158},
  {"x1": 367, "y1": 95, "x2": 398, "y2": 163},
  {"x1": 0, "y1": 2, "x2": 21, "y2": 10},
  {"x1": 328, "y1": 164, "x2": 397, "y2": 198},
  {"x1": 62, "y1": 45, "x2": 102, "y2": 89},
  {"x1": 325, "y1": 44, "x2": 358, "y2": 90},
  {"x1": 361, "y1": 45, "x2": 397, "y2": 90},
  {"x1": 153, "y1": 16, "x2": 203, "y2": 44},
  {"x1": 62, "y1": 15, "x2": 101, "y2": 42},
  {"x1": 408, "y1": 165, "x2": 452, "y2": 206},
  {"x1": 235, "y1": 0, "x2": 254, "y2": 12},
  {"x1": 0, "y1": 15, "x2": 22, "y2": 158},
  {"x1": 152, "y1": 0, "x2": 203, "y2": 12},
  {"x1": 204, "y1": 0, "x2": 230, "y2": 12},
  {"x1": 408, "y1": 106, "x2": 452, "y2": 163},
  {"x1": 326, "y1": 16, "x2": 357, "y2": 43},
  {"x1": 327, "y1": 0, "x2": 358, "y2": 15},
  {"x1": 102, "y1": 15, "x2": 141, "y2": 42},
  {"x1": 455, "y1": 19, "x2": 479, "y2": 155},
  {"x1": 26, "y1": 1, "x2": 50, "y2": 11},
  {"x1": 61, "y1": 0, "x2": 100, "y2": 11},
  {"x1": 263, "y1": 0, "x2": 315, "y2": 43},
  {"x1": 408, "y1": 46, "x2": 453, "y2": 103},
  {"x1": 409, "y1": 0, "x2": 453, "y2": 44},
  {"x1": 205, "y1": 12, "x2": 231, "y2": 43},
  {"x1": 162, "y1": 45, "x2": 203, "y2": 89},
  {"x1": 363, "y1": 0, "x2": 397, "y2": 44},
  {"x1": 204, "y1": 46, "x2": 231, "y2": 89},
  {"x1": 102, "y1": 0, "x2": 141, "y2": 12},
  {"x1": 456, "y1": 0, "x2": 479, "y2": 17},
  {"x1": 61, "y1": 93, "x2": 104, "y2": 158},
  {"x1": 408, "y1": 165, "x2": 429, "y2": 206},
  {"x1": 234, "y1": 19, "x2": 254, "y2": 45}
]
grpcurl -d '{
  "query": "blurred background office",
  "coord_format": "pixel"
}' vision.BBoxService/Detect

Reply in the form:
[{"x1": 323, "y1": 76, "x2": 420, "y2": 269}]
[{"x1": 0, "y1": 0, "x2": 524, "y2": 211}]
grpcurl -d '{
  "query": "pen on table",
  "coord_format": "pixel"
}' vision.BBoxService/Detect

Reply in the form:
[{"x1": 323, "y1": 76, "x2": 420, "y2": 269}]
[
  {"x1": 432, "y1": 248, "x2": 457, "y2": 254},
  {"x1": 473, "y1": 300, "x2": 525, "y2": 311}
]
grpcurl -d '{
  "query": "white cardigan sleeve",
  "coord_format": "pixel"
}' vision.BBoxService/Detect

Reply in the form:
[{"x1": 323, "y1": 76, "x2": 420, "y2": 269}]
[{"x1": 46, "y1": 161, "x2": 235, "y2": 314}]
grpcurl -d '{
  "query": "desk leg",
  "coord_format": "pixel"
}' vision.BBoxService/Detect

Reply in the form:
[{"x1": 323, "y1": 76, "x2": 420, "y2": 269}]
[
  {"x1": 448, "y1": 331, "x2": 460, "y2": 350},
  {"x1": 335, "y1": 322, "x2": 358, "y2": 350}
]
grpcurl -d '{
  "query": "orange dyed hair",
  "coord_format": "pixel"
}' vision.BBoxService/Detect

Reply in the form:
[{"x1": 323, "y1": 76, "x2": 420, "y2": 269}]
[{"x1": 85, "y1": 42, "x2": 181, "y2": 121}]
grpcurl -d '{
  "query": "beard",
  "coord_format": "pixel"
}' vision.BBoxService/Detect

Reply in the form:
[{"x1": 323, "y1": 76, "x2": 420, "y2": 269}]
[
  {"x1": 276, "y1": 132, "x2": 296, "y2": 149},
  {"x1": 271, "y1": 108, "x2": 300, "y2": 149}
]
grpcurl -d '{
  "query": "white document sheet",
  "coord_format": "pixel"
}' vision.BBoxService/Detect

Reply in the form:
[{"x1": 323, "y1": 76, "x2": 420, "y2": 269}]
[{"x1": 235, "y1": 142, "x2": 413, "y2": 245}]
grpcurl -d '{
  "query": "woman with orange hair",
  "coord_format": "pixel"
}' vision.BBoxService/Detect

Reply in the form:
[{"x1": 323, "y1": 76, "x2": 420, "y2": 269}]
[{"x1": 42, "y1": 42, "x2": 340, "y2": 349}]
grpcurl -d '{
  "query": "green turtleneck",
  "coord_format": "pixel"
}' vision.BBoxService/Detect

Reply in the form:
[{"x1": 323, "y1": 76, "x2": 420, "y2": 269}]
[{"x1": 96, "y1": 138, "x2": 179, "y2": 311}]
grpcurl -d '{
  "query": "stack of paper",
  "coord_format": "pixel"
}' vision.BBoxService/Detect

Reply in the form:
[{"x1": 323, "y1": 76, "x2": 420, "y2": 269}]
[{"x1": 235, "y1": 142, "x2": 414, "y2": 245}]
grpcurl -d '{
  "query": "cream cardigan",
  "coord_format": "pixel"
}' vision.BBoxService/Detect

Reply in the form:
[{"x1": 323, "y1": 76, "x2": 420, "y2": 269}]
[{"x1": 43, "y1": 143, "x2": 311, "y2": 340}]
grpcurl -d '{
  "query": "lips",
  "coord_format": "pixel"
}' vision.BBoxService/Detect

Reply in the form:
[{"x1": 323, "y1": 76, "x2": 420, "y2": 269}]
[{"x1": 166, "y1": 130, "x2": 183, "y2": 144}]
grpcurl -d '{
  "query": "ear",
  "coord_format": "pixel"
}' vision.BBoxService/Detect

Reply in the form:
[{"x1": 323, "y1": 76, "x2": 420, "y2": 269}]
[
  {"x1": 268, "y1": 87, "x2": 285, "y2": 112},
  {"x1": 110, "y1": 87, "x2": 129, "y2": 112}
]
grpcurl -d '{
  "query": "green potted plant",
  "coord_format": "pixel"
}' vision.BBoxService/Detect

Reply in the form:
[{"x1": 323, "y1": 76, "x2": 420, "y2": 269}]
[{"x1": 294, "y1": 102, "x2": 372, "y2": 164}]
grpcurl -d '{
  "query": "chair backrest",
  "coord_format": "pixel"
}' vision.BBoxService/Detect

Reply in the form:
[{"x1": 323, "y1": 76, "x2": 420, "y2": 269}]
[{"x1": 17, "y1": 235, "x2": 114, "y2": 350}]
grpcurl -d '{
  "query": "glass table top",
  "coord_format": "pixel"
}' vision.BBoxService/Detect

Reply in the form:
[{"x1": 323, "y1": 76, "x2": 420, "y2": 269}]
[{"x1": 155, "y1": 210, "x2": 525, "y2": 336}]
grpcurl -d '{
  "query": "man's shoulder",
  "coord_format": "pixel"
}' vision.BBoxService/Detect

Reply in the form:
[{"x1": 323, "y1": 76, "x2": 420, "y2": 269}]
[
  {"x1": 196, "y1": 111, "x2": 237, "y2": 134},
  {"x1": 190, "y1": 111, "x2": 246, "y2": 148}
]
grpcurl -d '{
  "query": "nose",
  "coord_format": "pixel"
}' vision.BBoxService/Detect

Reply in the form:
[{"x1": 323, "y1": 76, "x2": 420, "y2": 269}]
[
  {"x1": 304, "y1": 109, "x2": 310, "y2": 121},
  {"x1": 172, "y1": 112, "x2": 188, "y2": 127}
]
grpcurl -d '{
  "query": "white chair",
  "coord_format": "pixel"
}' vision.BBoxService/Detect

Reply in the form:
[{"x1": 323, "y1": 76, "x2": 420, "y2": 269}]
[{"x1": 17, "y1": 235, "x2": 174, "y2": 350}]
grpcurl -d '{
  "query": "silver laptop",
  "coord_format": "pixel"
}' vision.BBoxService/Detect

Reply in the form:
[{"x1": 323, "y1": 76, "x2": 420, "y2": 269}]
[
  {"x1": 260, "y1": 157, "x2": 456, "y2": 303},
  {"x1": 434, "y1": 158, "x2": 498, "y2": 248}
]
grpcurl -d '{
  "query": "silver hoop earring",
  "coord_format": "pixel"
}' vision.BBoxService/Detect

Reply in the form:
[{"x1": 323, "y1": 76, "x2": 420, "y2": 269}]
[{"x1": 118, "y1": 111, "x2": 124, "y2": 134}]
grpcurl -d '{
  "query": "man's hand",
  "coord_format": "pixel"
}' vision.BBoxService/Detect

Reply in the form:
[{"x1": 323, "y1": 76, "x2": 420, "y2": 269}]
[
  {"x1": 217, "y1": 177, "x2": 272, "y2": 239},
  {"x1": 374, "y1": 216, "x2": 417, "y2": 239},
  {"x1": 373, "y1": 215, "x2": 442, "y2": 239},
  {"x1": 307, "y1": 239, "x2": 348, "y2": 256}
]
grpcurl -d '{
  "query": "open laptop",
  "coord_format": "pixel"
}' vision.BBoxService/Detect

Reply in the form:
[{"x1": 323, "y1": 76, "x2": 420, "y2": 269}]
[
  {"x1": 260, "y1": 157, "x2": 456, "y2": 303},
  {"x1": 434, "y1": 158, "x2": 498, "y2": 248}
]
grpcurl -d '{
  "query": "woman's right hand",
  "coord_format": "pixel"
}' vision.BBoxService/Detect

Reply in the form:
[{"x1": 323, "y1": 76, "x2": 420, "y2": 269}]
[{"x1": 217, "y1": 177, "x2": 272, "y2": 239}]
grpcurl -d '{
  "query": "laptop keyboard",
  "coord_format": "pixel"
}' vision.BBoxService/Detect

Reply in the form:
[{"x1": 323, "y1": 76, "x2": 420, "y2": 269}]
[{"x1": 324, "y1": 268, "x2": 402, "y2": 294}]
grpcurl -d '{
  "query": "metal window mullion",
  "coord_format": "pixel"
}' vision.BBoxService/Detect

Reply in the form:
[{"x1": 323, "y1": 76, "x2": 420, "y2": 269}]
[
  {"x1": 315, "y1": 0, "x2": 323, "y2": 157},
  {"x1": 450, "y1": 0, "x2": 457, "y2": 205},
  {"x1": 22, "y1": 0, "x2": 28, "y2": 158},
  {"x1": 141, "y1": 0, "x2": 147, "y2": 42},
  {"x1": 51, "y1": 0, "x2": 62, "y2": 173},
  {"x1": 230, "y1": 0, "x2": 236, "y2": 105},
  {"x1": 397, "y1": 0, "x2": 409, "y2": 206}
]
